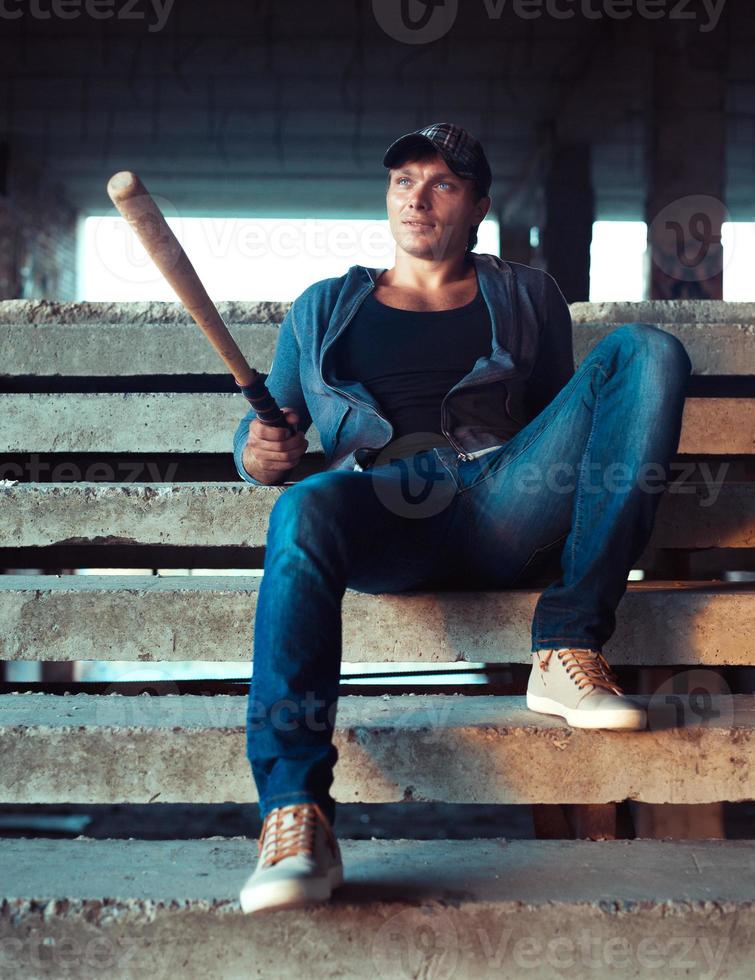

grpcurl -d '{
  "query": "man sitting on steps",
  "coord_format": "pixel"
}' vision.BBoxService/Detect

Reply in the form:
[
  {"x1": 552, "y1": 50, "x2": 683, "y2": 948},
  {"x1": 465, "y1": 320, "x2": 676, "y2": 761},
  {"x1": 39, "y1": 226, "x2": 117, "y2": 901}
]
[{"x1": 232, "y1": 122, "x2": 692, "y2": 913}]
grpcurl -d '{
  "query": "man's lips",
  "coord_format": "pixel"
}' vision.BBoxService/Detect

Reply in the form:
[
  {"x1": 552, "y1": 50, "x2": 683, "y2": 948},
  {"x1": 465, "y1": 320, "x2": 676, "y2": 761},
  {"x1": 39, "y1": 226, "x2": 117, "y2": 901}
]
[{"x1": 402, "y1": 220, "x2": 434, "y2": 228}]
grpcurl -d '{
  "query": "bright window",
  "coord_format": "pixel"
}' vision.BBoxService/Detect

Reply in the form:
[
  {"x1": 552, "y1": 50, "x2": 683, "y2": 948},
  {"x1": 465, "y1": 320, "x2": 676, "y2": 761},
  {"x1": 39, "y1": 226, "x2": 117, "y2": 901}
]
[
  {"x1": 79, "y1": 215, "x2": 500, "y2": 302},
  {"x1": 588, "y1": 220, "x2": 755, "y2": 301},
  {"x1": 721, "y1": 222, "x2": 755, "y2": 300},
  {"x1": 589, "y1": 221, "x2": 648, "y2": 302}
]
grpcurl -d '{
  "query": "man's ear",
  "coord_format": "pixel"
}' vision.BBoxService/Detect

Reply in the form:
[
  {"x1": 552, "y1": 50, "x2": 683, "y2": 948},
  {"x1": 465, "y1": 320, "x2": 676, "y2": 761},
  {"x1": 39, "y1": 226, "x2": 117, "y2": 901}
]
[{"x1": 473, "y1": 195, "x2": 491, "y2": 225}]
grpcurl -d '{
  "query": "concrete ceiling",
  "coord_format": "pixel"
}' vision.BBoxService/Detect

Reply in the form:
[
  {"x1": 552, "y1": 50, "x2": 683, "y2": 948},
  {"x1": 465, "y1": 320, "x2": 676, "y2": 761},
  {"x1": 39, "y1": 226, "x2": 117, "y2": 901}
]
[{"x1": 1, "y1": 0, "x2": 754, "y2": 224}]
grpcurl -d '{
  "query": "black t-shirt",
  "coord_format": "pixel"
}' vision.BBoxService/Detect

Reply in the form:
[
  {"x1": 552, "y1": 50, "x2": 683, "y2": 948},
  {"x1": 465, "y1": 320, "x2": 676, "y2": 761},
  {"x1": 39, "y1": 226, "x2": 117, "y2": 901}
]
[{"x1": 332, "y1": 283, "x2": 501, "y2": 460}]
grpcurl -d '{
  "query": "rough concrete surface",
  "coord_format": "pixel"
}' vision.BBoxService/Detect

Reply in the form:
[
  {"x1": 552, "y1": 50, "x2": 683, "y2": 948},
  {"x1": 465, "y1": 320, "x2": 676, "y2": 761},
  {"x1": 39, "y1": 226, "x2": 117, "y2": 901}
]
[
  {"x1": 1, "y1": 393, "x2": 749, "y2": 455},
  {"x1": 0, "y1": 481, "x2": 751, "y2": 549},
  {"x1": 0, "y1": 838, "x2": 753, "y2": 979},
  {"x1": 0, "y1": 392, "x2": 323, "y2": 454},
  {"x1": 570, "y1": 320, "x2": 755, "y2": 375},
  {"x1": 0, "y1": 299, "x2": 288, "y2": 325},
  {"x1": 2, "y1": 297, "x2": 754, "y2": 326},
  {"x1": 0, "y1": 575, "x2": 752, "y2": 666},
  {"x1": 1, "y1": 693, "x2": 753, "y2": 805},
  {"x1": 0, "y1": 301, "x2": 282, "y2": 377},
  {"x1": 0, "y1": 482, "x2": 280, "y2": 548},
  {"x1": 569, "y1": 298, "x2": 755, "y2": 323},
  {"x1": 2, "y1": 299, "x2": 754, "y2": 376}
]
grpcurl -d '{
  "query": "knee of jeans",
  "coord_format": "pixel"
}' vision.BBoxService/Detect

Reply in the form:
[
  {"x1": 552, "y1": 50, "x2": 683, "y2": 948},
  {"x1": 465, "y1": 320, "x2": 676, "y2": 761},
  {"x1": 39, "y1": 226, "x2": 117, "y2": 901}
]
[
  {"x1": 267, "y1": 471, "x2": 344, "y2": 540},
  {"x1": 268, "y1": 481, "x2": 316, "y2": 532},
  {"x1": 615, "y1": 322, "x2": 692, "y2": 377}
]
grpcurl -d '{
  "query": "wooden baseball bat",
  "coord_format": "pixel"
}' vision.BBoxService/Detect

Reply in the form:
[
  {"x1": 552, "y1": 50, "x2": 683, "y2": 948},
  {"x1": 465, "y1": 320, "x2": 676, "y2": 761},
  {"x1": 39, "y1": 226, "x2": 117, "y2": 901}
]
[{"x1": 106, "y1": 170, "x2": 294, "y2": 434}]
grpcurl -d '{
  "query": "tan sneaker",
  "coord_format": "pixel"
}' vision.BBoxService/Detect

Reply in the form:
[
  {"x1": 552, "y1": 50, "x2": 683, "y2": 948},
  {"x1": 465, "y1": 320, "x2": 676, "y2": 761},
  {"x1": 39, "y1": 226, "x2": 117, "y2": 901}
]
[
  {"x1": 239, "y1": 802, "x2": 343, "y2": 913},
  {"x1": 526, "y1": 647, "x2": 646, "y2": 730}
]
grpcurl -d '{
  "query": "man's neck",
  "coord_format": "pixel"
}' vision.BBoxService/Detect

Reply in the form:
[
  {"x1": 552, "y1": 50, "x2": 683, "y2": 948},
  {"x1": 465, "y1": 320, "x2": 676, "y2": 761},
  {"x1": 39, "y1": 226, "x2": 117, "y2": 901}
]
[{"x1": 380, "y1": 252, "x2": 474, "y2": 293}]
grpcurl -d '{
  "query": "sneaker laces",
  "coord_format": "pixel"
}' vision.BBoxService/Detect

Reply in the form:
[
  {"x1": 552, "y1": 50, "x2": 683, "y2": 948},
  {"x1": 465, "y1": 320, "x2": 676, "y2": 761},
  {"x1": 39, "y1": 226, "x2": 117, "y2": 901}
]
[
  {"x1": 257, "y1": 802, "x2": 336, "y2": 867},
  {"x1": 538, "y1": 647, "x2": 623, "y2": 696}
]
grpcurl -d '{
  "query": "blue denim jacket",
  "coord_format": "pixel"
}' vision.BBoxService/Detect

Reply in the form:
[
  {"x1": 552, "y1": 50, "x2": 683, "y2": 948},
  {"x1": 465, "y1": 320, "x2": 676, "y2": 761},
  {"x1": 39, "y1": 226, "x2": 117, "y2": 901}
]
[{"x1": 233, "y1": 252, "x2": 575, "y2": 484}]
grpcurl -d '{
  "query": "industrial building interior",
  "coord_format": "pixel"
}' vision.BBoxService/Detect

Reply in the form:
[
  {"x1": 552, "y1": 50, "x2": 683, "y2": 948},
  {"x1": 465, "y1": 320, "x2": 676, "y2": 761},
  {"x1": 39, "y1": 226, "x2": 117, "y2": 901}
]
[{"x1": 0, "y1": 3, "x2": 754, "y2": 975}]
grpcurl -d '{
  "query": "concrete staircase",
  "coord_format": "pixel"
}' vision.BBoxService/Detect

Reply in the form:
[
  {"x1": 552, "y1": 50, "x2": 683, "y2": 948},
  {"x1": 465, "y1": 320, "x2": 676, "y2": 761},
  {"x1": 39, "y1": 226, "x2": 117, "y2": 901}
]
[{"x1": 0, "y1": 298, "x2": 753, "y2": 979}]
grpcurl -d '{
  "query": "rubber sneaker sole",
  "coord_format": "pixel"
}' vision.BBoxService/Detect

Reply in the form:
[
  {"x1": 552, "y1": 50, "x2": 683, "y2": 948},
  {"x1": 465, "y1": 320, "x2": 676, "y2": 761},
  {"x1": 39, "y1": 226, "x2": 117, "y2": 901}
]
[
  {"x1": 240, "y1": 864, "x2": 343, "y2": 914},
  {"x1": 526, "y1": 692, "x2": 647, "y2": 731}
]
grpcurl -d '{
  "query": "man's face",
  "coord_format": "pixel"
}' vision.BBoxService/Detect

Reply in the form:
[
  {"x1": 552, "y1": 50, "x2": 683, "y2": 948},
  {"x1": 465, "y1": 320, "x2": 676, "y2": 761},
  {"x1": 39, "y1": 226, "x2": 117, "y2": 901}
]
[{"x1": 385, "y1": 151, "x2": 490, "y2": 261}]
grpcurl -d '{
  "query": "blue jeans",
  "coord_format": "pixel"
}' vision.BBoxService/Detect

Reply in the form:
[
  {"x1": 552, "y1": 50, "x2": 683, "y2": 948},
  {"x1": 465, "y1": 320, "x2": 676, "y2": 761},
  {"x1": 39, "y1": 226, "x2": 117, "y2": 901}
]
[{"x1": 247, "y1": 323, "x2": 692, "y2": 827}]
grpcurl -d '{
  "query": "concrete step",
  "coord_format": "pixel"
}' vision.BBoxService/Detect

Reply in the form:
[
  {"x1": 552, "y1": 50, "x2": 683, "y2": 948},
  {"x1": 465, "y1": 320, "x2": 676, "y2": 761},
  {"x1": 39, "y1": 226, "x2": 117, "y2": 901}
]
[
  {"x1": 0, "y1": 837, "x2": 752, "y2": 979},
  {"x1": 570, "y1": 298, "x2": 755, "y2": 323},
  {"x1": 0, "y1": 575, "x2": 752, "y2": 665},
  {"x1": 2, "y1": 298, "x2": 755, "y2": 375},
  {"x1": 1, "y1": 693, "x2": 752, "y2": 804},
  {"x1": 2, "y1": 393, "x2": 751, "y2": 455},
  {"x1": 0, "y1": 482, "x2": 751, "y2": 549}
]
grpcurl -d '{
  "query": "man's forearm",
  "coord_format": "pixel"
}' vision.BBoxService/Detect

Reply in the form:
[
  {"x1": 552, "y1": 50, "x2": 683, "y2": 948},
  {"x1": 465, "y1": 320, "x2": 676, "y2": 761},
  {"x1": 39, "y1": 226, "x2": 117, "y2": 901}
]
[{"x1": 241, "y1": 444, "x2": 291, "y2": 486}]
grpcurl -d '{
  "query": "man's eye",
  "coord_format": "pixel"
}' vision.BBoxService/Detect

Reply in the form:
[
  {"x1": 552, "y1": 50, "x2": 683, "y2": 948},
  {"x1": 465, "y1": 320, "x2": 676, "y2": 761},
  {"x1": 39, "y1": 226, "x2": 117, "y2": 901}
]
[{"x1": 395, "y1": 177, "x2": 451, "y2": 189}]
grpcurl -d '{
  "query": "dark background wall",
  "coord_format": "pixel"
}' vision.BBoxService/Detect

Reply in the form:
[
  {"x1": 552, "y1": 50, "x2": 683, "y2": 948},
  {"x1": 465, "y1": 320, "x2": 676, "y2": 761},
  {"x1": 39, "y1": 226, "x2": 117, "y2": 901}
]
[{"x1": 0, "y1": 0, "x2": 749, "y2": 300}]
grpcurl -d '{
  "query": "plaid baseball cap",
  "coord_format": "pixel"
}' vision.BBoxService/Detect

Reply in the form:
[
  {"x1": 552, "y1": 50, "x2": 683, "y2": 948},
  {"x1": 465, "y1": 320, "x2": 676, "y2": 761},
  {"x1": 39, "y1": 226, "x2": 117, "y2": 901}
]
[{"x1": 382, "y1": 122, "x2": 492, "y2": 196}]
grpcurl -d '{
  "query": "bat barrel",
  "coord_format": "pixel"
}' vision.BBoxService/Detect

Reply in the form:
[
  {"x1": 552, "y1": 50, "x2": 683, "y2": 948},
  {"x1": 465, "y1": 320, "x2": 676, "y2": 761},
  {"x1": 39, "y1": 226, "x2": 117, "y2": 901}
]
[
  {"x1": 106, "y1": 171, "x2": 144, "y2": 204},
  {"x1": 106, "y1": 170, "x2": 293, "y2": 433}
]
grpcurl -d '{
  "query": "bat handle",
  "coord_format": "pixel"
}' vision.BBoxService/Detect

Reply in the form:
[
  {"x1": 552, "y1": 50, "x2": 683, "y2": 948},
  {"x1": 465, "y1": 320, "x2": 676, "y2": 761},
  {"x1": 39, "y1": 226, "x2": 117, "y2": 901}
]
[{"x1": 235, "y1": 372, "x2": 297, "y2": 438}]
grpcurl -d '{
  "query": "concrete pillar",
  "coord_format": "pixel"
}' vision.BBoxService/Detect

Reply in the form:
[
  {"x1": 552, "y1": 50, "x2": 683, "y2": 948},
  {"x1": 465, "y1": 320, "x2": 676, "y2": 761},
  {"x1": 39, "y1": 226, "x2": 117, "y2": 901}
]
[
  {"x1": 540, "y1": 143, "x2": 594, "y2": 302},
  {"x1": 640, "y1": 18, "x2": 728, "y2": 839},
  {"x1": 645, "y1": 19, "x2": 728, "y2": 300},
  {"x1": 0, "y1": 143, "x2": 78, "y2": 300}
]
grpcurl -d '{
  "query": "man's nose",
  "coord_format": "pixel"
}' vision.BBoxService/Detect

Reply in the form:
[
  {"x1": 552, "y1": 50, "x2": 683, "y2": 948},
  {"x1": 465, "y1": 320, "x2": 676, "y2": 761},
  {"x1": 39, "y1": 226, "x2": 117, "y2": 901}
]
[{"x1": 407, "y1": 183, "x2": 431, "y2": 207}]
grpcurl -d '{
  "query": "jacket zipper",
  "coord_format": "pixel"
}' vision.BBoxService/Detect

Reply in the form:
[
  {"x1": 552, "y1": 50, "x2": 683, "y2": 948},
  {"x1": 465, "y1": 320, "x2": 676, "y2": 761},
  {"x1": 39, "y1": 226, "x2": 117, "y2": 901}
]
[
  {"x1": 441, "y1": 370, "x2": 518, "y2": 461},
  {"x1": 449, "y1": 264, "x2": 522, "y2": 461},
  {"x1": 319, "y1": 286, "x2": 394, "y2": 450}
]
